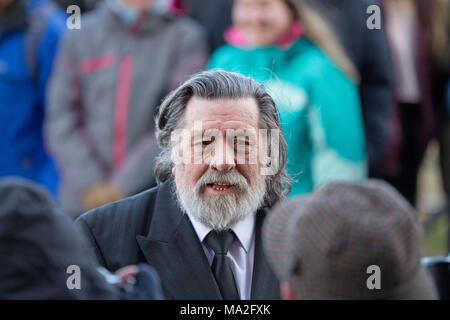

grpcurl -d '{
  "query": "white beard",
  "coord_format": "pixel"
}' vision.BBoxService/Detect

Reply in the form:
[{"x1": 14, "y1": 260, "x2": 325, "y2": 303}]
[{"x1": 175, "y1": 170, "x2": 267, "y2": 231}]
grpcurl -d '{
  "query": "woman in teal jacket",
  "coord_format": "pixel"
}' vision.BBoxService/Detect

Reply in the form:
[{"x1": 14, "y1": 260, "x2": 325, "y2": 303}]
[{"x1": 209, "y1": 0, "x2": 367, "y2": 196}]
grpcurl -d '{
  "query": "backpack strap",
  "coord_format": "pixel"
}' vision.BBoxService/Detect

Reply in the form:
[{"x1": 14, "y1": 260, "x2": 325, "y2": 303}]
[{"x1": 24, "y1": 1, "x2": 58, "y2": 85}]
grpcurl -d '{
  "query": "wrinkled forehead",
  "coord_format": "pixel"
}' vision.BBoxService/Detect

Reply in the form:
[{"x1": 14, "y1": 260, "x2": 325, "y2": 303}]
[{"x1": 183, "y1": 96, "x2": 260, "y2": 131}]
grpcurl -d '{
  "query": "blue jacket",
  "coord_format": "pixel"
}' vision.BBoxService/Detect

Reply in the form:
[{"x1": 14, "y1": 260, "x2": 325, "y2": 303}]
[{"x1": 0, "y1": 0, "x2": 66, "y2": 194}]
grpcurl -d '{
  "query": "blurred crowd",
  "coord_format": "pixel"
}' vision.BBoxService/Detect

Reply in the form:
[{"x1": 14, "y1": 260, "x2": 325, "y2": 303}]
[
  {"x1": 0, "y1": 0, "x2": 448, "y2": 217},
  {"x1": 1, "y1": 0, "x2": 450, "y2": 300}
]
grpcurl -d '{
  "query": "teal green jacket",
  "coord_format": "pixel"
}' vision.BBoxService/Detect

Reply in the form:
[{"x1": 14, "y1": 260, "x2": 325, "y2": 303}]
[{"x1": 209, "y1": 38, "x2": 367, "y2": 196}]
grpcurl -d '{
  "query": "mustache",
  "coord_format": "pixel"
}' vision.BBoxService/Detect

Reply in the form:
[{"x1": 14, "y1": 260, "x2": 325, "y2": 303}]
[{"x1": 195, "y1": 171, "x2": 249, "y2": 193}]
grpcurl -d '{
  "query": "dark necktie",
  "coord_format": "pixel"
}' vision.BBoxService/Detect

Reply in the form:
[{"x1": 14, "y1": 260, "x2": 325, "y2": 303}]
[{"x1": 205, "y1": 230, "x2": 240, "y2": 300}]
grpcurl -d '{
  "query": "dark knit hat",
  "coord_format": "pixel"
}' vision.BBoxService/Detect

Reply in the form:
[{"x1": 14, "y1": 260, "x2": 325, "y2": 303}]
[
  {"x1": 0, "y1": 177, "x2": 117, "y2": 299},
  {"x1": 263, "y1": 179, "x2": 438, "y2": 299}
]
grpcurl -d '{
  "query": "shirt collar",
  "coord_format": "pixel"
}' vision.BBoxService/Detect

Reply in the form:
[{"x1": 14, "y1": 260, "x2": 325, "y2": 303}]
[{"x1": 186, "y1": 211, "x2": 256, "y2": 253}]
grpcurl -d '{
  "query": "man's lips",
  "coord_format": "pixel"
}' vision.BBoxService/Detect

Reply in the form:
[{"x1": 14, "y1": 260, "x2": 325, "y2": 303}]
[{"x1": 206, "y1": 182, "x2": 235, "y2": 193}]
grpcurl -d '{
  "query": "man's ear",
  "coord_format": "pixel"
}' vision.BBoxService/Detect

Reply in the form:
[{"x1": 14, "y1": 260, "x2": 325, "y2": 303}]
[
  {"x1": 172, "y1": 166, "x2": 176, "y2": 175},
  {"x1": 281, "y1": 281, "x2": 297, "y2": 300}
]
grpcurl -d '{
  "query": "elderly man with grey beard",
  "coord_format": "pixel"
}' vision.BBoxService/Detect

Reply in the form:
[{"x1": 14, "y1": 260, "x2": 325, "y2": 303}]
[{"x1": 76, "y1": 70, "x2": 291, "y2": 300}]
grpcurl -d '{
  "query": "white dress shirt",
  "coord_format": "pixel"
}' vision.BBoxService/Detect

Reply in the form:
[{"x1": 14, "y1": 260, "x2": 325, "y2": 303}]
[{"x1": 185, "y1": 211, "x2": 256, "y2": 300}]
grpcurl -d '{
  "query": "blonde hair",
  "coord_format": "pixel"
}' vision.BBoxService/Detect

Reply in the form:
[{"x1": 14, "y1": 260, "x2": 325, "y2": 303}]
[{"x1": 287, "y1": 0, "x2": 360, "y2": 82}]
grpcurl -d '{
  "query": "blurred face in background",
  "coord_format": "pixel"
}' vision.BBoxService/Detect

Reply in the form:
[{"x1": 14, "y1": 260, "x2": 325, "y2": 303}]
[
  {"x1": 122, "y1": 0, "x2": 155, "y2": 9},
  {"x1": 107, "y1": 0, "x2": 159, "y2": 26},
  {"x1": 233, "y1": 0, "x2": 294, "y2": 47},
  {"x1": 0, "y1": 0, "x2": 14, "y2": 14}
]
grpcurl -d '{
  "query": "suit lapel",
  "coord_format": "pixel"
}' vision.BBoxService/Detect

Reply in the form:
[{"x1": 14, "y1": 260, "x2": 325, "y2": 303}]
[
  {"x1": 136, "y1": 179, "x2": 221, "y2": 300},
  {"x1": 250, "y1": 208, "x2": 281, "y2": 300},
  {"x1": 136, "y1": 180, "x2": 280, "y2": 300}
]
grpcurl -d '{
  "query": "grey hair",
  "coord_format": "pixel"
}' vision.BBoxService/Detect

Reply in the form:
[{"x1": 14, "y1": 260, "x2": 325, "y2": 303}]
[{"x1": 154, "y1": 69, "x2": 291, "y2": 206}]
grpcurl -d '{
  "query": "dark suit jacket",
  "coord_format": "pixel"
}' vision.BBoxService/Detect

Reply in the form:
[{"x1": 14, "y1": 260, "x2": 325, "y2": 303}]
[{"x1": 76, "y1": 179, "x2": 280, "y2": 300}]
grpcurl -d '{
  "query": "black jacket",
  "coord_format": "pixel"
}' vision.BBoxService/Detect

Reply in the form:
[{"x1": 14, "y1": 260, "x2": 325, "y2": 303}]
[{"x1": 76, "y1": 179, "x2": 281, "y2": 300}]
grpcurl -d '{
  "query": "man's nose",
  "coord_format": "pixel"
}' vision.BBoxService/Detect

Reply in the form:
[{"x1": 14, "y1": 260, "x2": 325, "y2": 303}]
[{"x1": 210, "y1": 141, "x2": 236, "y2": 171}]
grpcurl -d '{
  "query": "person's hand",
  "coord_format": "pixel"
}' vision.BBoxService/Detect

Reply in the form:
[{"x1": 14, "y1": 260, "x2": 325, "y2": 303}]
[
  {"x1": 115, "y1": 265, "x2": 139, "y2": 283},
  {"x1": 82, "y1": 181, "x2": 125, "y2": 210},
  {"x1": 115, "y1": 264, "x2": 165, "y2": 300}
]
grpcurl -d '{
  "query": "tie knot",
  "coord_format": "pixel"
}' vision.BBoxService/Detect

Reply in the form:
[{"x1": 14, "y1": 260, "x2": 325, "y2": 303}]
[{"x1": 206, "y1": 230, "x2": 236, "y2": 255}]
